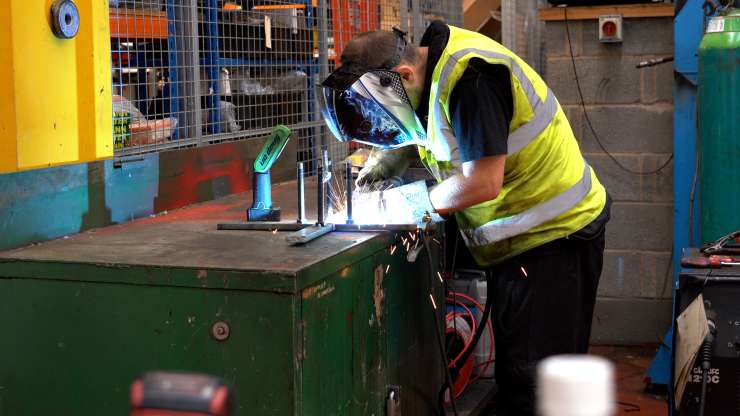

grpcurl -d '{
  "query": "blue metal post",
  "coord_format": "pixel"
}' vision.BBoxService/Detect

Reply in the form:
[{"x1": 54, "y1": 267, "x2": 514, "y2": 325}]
[
  {"x1": 136, "y1": 48, "x2": 149, "y2": 117},
  {"x1": 166, "y1": 0, "x2": 180, "y2": 139},
  {"x1": 646, "y1": 0, "x2": 706, "y2": 409},
  {"x1": 673, "y1": 0, "x2": 705, "y2": 276},
  {"x1": 204, "y1": 0, "x2": 221, "y2": 134}
]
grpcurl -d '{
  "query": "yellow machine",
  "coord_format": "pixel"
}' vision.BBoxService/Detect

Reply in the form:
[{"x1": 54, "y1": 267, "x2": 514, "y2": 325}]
[{"x1": 0, "y1": 0, "x2": 112, "y2": 173}]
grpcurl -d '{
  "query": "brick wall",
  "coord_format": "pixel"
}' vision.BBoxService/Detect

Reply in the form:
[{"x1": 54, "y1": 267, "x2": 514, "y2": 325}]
[{"x1": 542, "y1": 16, "x2": 674, "y2": 344}]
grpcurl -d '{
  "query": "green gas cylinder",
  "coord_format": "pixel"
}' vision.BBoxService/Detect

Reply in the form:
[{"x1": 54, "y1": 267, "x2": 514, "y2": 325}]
[{"x1": 698, "y1": 9, "x2": 740, "y2": 243}]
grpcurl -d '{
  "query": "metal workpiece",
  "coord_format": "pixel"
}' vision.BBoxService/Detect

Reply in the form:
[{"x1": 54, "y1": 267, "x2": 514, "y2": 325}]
[
  {"x1": 346, "y1": 162, "x2": 354, "y2": 225},
  {"x1": 322, "y1": 149, "x2": 333, "y2": 213},
  {"x1": 217, "y1": 222, "x2": 422, "y2": 232},
  {"x1": 286, "y1": 224, "x2": 336, "y2": 245},
  {"x1": 317, "y1": 164, "x2": 325, "y2": 226},
  {"x1": 296, "y1": 162, "x2": 307, "y2": 224}
]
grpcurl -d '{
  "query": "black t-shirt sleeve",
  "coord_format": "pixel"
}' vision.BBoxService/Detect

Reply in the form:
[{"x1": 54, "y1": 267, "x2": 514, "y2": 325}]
[{"x1": 448, "y1": 59, "x2": 514, "y2": 163}]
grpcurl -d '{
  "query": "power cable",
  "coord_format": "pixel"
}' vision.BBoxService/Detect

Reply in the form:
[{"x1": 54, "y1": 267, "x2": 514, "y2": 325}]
[
  {"x1": 423, "y1": 232, "x2": 459, "y2": 416},
  {"x1": 563, "y1": 7, "x2": 673, "y2": 176}
]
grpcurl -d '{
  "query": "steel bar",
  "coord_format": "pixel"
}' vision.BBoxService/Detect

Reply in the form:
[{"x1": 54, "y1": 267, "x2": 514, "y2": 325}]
[
  {"x1": 323, "y1": 148, "x2": 332, "y2": 214},
  {"x1": 217, "y1": 222, "x2": 426, "y2": 232},
  {"x1": 217, "y1": 223, "x2": 309, "y2": 232},
  {"x1": 335, "y1": 224, "x2": 421, "y2": 232},
  {"x1": 317, "y1": 164, "x2": 325, "y2": 226},
  {"x1": 286, "y1": 224, "x2": 335, "y2": 245},
  {"x1": 346, "y1": 162, "x2": 354, "y2": 225},
  {"x1": 297, "y1": 162, "x2": 307, "y2": 224}
]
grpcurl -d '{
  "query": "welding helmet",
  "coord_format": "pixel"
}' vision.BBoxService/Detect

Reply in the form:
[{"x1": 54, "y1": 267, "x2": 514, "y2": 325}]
[{"x1": 318, "y1": 29, "x2": 427, "y2": 149}]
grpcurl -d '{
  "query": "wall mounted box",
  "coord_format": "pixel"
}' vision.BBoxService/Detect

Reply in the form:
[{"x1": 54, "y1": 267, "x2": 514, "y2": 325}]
[{"x1": 599, "y1": 14, "x2": 624, "y2": 43}]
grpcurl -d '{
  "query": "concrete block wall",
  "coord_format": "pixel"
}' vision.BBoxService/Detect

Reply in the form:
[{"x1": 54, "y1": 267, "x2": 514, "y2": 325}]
[{"x1": 542, "y1": 16, "x2": 674, "y2": 344}]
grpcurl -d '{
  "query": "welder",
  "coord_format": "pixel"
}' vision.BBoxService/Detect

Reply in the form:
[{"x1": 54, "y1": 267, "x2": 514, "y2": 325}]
[{"x1": 318, "y1": 22, "x2": 611, "y2": 416}]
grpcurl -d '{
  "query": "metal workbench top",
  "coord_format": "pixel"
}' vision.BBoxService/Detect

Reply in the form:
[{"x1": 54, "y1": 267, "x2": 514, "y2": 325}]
[{"x1": 0, "y1": 180, "x2": 398, "y2": 292}]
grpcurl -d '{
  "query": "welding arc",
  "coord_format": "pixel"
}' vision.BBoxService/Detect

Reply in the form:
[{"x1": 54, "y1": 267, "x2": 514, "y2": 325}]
[{"x1": 423, "y1": 235, "x2": 459, "y2": 416}]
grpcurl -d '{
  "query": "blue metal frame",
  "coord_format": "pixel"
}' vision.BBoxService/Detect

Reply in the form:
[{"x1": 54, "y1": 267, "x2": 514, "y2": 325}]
[
  {"x1": 196, "y1": 0, "x2": 318, "y2": 137},
  {"x1": 648, "y1": 0, "x2": 705, "y2": 394},
  {"x1": 166, "y1": 0, "x2": 180, "y2": 140},
  {"x1": 673, "y1": 0, "x2": 705, "y2": 277},
  {"x1": 204, "y1": 0, "x2": 222, "y2": 134},
  {"x1": 646, "y1": 0, "x2": 706, "y2": 410}
]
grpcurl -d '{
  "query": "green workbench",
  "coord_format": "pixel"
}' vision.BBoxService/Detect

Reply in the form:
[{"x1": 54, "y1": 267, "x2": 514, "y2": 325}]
[{"x1": 0, "y1": 184, "x2": 444, "y2": 415}]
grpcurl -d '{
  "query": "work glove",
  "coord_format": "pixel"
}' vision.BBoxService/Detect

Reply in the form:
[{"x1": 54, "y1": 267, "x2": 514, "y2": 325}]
[
  {"x1": 352, "y1": 180, "x2": 442, "y2": 227},
  {"x1": 355, "y1": 146, "x2": 417, "y2": 188}
]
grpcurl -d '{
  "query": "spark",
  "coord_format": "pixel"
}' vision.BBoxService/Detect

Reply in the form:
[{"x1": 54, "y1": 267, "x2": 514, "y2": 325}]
[
  {"x1": 385, "y1": 264, "x2": 391, "y2": 274},
  {"x1": 401, "y1": 236, "x2": 408, "y2": 245},
  {"x1": 429, "y1": 293, "x2": 437, "y2": 310},
  {"x1": 410, "y1": 232, "x2": 417, "y2": 242},
  {"x1": 390, "y1": 245, "x2": 397, "y2": 255},
  {"x1": 520, "y1": 266, "x2": 528, "y2": 277},
  {"x1": 437, "y1": 271, "x2": 444, "y2": 283}
]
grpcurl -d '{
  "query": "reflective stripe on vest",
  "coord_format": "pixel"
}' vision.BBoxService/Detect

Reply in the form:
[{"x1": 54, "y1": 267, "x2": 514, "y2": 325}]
[
  {"x1": 432, "y1": 48, "x2": 558, "y2": 160},
  {"x1": 460, "y1": 164, "x2": 593, "y2": 247}
]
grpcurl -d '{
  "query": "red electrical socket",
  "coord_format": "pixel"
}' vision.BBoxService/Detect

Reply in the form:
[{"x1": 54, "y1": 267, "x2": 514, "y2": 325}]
[{"x1": 599, "y1": 14, "x2": 623, "y2": 43}]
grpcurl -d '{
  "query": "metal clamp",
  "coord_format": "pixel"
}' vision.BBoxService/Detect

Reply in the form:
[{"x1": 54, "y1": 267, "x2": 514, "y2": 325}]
[{"x1": 51, "y1": 0, "x2": 80, "y2": 39}]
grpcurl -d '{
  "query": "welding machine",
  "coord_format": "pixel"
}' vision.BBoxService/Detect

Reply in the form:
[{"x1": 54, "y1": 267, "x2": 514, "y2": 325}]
[
  {"x1": 673, "y1": 251, "x2": 740, "y2": 415},
  {"x1": 130, "y1": 372, "x2": 232, "y2": 416}
]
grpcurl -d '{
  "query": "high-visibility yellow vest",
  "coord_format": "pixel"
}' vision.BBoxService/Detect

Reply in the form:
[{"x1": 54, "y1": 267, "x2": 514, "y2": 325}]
[{"x1": 419, "y1": 25, "x2": 606, "y2": 266}]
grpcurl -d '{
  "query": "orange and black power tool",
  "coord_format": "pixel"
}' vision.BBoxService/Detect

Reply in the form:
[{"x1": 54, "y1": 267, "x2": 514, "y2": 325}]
[{"x1": 130, "y1": 372, "x2": 232, "y2": 416}]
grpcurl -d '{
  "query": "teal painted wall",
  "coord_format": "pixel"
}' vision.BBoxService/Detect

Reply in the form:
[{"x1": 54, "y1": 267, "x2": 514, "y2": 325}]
[
  {"x1": 0, "y1": 137, "x2": 298, "y2": 251},
  {"x1": 0, "y1": 156, "x2": 160, "y2": 250}
]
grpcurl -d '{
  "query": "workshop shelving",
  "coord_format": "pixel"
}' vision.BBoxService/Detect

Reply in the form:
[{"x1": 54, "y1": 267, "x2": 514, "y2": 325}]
[
  {"x1": 108, "y1": 0, "x2": 463, "y2": 171},
  {"x1": 110, "y1": 0, "x2": 317, "y2": 151}
]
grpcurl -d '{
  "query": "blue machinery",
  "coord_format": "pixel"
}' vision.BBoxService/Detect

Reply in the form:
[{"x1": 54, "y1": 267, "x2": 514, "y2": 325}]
[
  {"x1": 673, "y1": 0, "x2": 705, "y2": 286},
  {"x1": 647, "y1": 0, "x2": 717, "y2": 398}
]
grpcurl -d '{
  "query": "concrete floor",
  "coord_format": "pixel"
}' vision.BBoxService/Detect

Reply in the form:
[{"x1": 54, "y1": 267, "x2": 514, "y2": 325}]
[
  {"x1": 593, "y1": 345, "x2": 668, "y2": 416},
  {"x1": 457, "y1": 345, "x2": 668, "y2": 416}
]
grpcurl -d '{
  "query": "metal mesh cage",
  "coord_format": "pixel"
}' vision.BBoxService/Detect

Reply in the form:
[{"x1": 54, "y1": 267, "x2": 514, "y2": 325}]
[{"x1": 110, "y1": 0, "x2": 462, "y2": 175}]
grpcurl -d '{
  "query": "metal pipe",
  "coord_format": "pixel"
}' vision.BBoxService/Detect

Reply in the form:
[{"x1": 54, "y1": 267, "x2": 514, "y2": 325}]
[
  {"x1": 346, "y1": 162, "x2": 354, "y2": 225},
  {"x1": 323, "y1": 148, "x2": 332, "y2": 214},
  {"x1": 297, "y1": 162, "x2": 307, "y2": 224},
  {"x1": 216, "y1": 222, "x2": 429, "y2": 232},
  {"x1": 189, "y1": 0, "x2": 203, "y2": 142},
  {"x1": 317, "y1": 164, "x2": 325, "y2": 226}
]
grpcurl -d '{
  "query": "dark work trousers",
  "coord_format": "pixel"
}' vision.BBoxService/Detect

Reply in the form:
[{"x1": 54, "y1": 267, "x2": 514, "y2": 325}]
[{"x1": 490, "y1": 228, "x2": 606, "y2": 416}]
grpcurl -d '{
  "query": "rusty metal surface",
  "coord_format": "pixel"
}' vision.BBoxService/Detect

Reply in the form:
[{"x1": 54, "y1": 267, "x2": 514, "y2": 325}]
[
  {"x1": 0, "y1": 179, "x2": 382, "y2": 275},
  {"x1": 0, "y1": 220, "x2": 379, "y2": 274}
]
